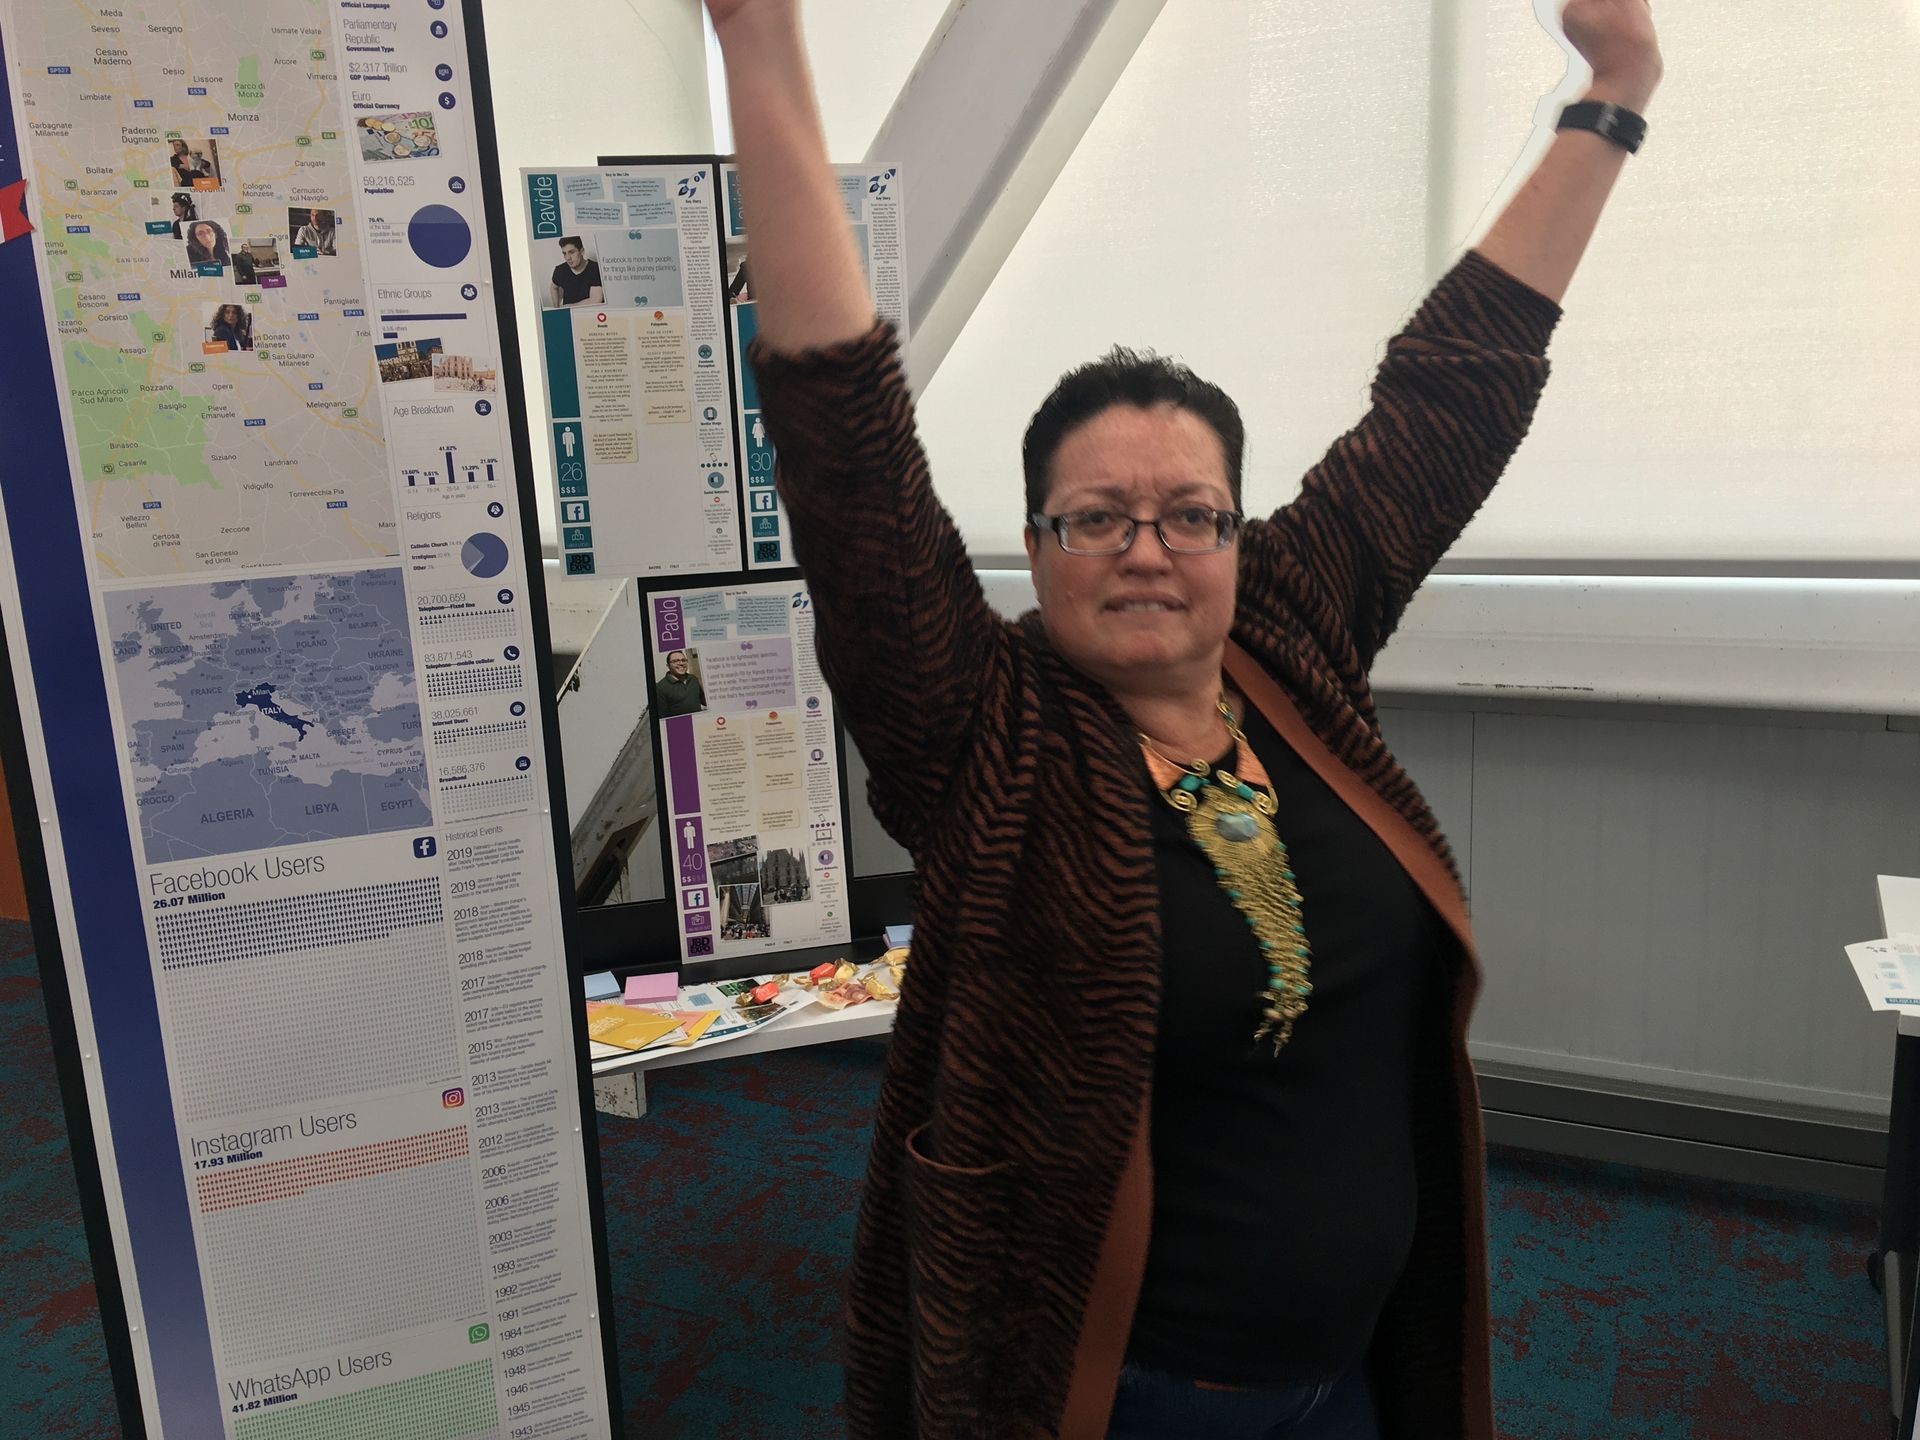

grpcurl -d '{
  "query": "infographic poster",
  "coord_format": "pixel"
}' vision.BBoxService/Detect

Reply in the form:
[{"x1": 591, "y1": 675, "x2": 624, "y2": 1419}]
[
  {"x1": 723, "y1": 162, "x2": 908, "y2": 570},
  {"x1": 647, "y1": 580, "x2": 850, "y2": 964},
  {"x1": 0, "y1": 2, "x2": 617, "y2": 1436},
  {"x1": 522, "y1": 163, "x2": 738, "y2": 580}
]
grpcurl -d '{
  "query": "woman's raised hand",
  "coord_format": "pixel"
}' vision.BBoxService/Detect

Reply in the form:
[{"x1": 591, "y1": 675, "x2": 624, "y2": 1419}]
[
  {"x1": 701, "y1": 0, "x2": 873, "y2": 350},
  {"x1": 1561, "y1": 0, "x2": 1663, "y2": 110}
]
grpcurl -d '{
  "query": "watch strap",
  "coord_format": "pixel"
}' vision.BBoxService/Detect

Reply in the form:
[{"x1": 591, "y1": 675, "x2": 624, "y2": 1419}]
[{"x1": 1556, "y1": 100, "x2": 1647, "y2": 154}]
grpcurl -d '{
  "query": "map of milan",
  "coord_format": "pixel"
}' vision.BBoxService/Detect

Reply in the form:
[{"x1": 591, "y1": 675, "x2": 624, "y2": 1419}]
[{"x1": 8, "y1": 5, "x2": 397, "y2": 577}]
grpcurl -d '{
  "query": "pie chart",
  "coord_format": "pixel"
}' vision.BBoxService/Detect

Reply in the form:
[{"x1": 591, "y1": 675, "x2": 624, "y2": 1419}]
[
  {"x1": 407, "y1": 203, "x2": 472, "y2": 268},
  {"x1": 462, "y1": 532, "x2": 509, "y2": 578}
]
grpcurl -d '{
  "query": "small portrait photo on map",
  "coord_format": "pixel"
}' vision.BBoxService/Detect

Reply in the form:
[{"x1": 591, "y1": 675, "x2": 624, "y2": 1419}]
[
  {"x1": 202, "y1": 302, "x2": 255, "y2": 354},
  {"x1": 183, "y1": 219, "x2": 231, "y2": 268},
  {"x1": 358, "y1": 112, "x2": 442, "y2": 162},
  {"x1": 757, "y1": 841, "x2": 811, "y2": 905},
  {"x1": 432, "y1": 353, "x2": 499, "y2": 393},
  {"x1": 706, "y1": 835, "x2": 758, "y2": 888},
  {"x1": 546, "y1": 235, "x2": 604, "y2": 309},
  {"x1": 717, "y1": 883, "x2": 770, "y2": 941},
  {"x1": 654, "y1": 648, "x2": 706, "y2": 718},
  {"x1": 166, "y1": 191, "x2": 199, "y2": 238},
  {"x1": 166, "y1": 136, "x2": 222, "y2": 191},
  {"x1": 288, "y1": 207, "x2": 339, "y2": 257},
  {"x1": 375, "y1": 337, "x2": 443, "y2": 384},
  {"x1": 231, "y1": 237, "x2": 284, "y2": 289}
]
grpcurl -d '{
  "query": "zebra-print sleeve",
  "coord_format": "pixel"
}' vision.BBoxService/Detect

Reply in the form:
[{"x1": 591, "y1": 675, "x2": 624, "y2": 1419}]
[
  {"x1": 1260, "y1": 249, "x2": 1563, "y2": 668},
  {"x1": 748, "y1": 320, "x2": 1003, "y2": 852}
]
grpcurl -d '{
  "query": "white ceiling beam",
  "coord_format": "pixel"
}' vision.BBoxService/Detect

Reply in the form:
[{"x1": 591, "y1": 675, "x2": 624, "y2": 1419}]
[{"x1": 865, "y1": 0, "x2": 1168, "y2": 390}]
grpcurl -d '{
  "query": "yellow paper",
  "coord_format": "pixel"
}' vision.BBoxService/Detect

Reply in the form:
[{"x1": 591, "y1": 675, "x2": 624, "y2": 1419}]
[
  {"x1": 659, "y1": 1011, "x2": 719, "y2": 1048},
  {"x1": 584, "y1": 1002, "x2": 686, "y2": 1052}
]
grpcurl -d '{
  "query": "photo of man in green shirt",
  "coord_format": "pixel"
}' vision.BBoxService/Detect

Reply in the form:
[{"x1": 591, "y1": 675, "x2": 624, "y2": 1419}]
[{"x1": 655, "y1": 650, "x2": 706, "y2": 718}]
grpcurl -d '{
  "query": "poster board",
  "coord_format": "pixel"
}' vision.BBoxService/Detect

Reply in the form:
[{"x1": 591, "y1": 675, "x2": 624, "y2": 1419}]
[
  {"x1": 523, "y1": 155, "x2": 906, "y2": 580},
  {"x1": 0, "y1": 3, "x2": 621, "y2": 1436},
  {"x1": 722, "y1": 160, "x2": 908, "y2": 572},
  {"x1": 522, "y1": 161, "x2": 741, "y2": 581},
  {"x1": 643, "y1": 578, "x2": 852, "y2": 967}
]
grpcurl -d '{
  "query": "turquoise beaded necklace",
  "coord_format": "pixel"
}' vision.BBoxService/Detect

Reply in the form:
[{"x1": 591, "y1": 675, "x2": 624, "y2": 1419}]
[{"x1": 1139, "y1": 696, "x2": 1313, "y2": 1053}]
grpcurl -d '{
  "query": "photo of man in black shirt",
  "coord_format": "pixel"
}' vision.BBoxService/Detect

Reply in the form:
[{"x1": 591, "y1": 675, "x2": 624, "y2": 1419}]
[{"x1": 548, "y1": 235, "x2": 604, "y2": 307}]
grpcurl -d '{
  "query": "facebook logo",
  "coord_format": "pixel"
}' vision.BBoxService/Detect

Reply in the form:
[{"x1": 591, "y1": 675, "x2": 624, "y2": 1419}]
[{"x1": 413, "y1": 837, "x2": 437, "y2": 858}]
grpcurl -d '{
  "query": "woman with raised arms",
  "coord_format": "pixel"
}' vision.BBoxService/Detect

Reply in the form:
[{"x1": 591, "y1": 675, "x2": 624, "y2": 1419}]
[{"x1": 703, "y1": 1, "x2": 1662, "y2": 1435}]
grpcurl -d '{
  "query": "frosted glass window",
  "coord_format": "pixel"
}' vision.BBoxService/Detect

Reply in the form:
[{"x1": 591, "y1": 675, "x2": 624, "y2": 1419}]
[
  {"x1": 920, "y1": 0, "x2": 1919, "y2": 571},
  {"x1": 1448, "y1": 0, "x2": 1920, "y2": 565},
  {"x1": 918, "y1": 3, "x2": 1434, "y2": 561},
  {"x1": 802, "y1": 0, "x2": 952, "y2": 159}
]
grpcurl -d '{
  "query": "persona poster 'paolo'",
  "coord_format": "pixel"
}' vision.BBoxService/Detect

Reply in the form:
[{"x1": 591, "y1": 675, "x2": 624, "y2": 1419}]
[{"x1": 648, "y1": 579, "x2": 850, "y2": 963}]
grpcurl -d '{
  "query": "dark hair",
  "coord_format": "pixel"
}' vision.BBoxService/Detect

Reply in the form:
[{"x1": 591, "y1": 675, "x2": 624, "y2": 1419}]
[
  {"x1": 1022, "y1": 346, "x2": 1244, "y2": 519},
  {"x1": 559, "y1": 235, "x2": 583, "y2": 251}
]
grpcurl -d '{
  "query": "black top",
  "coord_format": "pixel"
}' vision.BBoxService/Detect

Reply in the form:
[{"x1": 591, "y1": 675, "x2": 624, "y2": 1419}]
[
  {"x1": 1126, "y1": 703, "x2": 1440, "y2": 1386},
  {"x1": 551, "y1": 258, "x2": 602, "y2": 305}
]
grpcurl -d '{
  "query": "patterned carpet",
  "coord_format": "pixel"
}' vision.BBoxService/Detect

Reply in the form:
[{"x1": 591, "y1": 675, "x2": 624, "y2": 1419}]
[{"x1": 0, "y1": 918, "x2": 1890, "y2": 1438}]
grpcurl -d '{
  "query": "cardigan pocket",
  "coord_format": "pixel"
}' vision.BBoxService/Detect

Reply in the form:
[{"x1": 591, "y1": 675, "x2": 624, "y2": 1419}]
[{"x1": 902, "y1": 1121, "x2": 1018, "y2": 1424}]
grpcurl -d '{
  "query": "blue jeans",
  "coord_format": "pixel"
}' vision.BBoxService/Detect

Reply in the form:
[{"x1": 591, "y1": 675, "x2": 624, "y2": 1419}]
[{"x1": 1106, "y1": 1359, "x2": 1381, "y2": 1439}]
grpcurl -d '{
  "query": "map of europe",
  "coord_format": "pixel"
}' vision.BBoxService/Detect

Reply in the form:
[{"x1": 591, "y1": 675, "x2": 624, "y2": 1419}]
[{"x1": 109, "y1": 569, "x2": 430, "y2": 862}]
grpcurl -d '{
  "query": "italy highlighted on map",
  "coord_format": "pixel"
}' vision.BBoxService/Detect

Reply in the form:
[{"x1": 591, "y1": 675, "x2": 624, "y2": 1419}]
[{"x1": 108, "y1": 569, "x2": 430, "y2": 862}]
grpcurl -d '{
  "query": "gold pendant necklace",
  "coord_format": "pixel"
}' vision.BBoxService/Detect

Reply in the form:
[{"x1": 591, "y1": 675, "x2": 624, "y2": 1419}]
[{"x1": 1139, "y1": 696, "x2": 1312, "y2": 1053}]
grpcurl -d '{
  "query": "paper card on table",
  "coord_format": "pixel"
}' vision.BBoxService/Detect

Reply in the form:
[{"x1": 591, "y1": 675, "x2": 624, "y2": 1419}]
[
  {"x1": 884, "y1": 924, "x2": 913, "y2": 951},
  {"x1": 623, "y1": 970, "x2": 679, "y2": 1004},
  {"x1": 1844, "y1": 938, "x2": 1920, "y2": 1010},
  {"x1": 584, "y1": 1002, "x2": 686, "y2": 1052},
  {"x1": 583, "y1": 970, "x2": 622, "y2": 1002},
  {"x1": 654, "y1": 1010, "x2": 719, "y2": 1047}
]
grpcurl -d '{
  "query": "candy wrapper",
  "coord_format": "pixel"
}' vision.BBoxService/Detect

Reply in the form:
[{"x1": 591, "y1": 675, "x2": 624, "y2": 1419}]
[{"x1": 815, "y1": 977, "x2": 873, "y2": 1011}]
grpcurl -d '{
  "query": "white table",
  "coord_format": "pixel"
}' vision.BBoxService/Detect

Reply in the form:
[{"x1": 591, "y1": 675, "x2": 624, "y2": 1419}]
[{"x1": 587, "y1": 998, "x2": 897, "y2": 1118}]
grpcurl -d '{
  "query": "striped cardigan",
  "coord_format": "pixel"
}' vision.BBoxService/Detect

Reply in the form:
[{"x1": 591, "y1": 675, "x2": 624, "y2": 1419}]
[{"x1": 751, "y1": 250, "x2": 1562, "y2": 1439}]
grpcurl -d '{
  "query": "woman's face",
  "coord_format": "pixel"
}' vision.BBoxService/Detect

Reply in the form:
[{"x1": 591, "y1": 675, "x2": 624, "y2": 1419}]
[
  {"x1": 1025, "y1": 403, "x2": 1239, "y2": 697},
  {"x1": 193, "y1": 223, "x2": 216, "y2": 247}
]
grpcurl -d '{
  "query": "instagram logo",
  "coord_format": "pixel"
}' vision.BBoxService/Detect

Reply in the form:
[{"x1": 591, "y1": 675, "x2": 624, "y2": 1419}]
[{"x1": 442, "y1": 1087, "x2": 465, "y2": 1108}]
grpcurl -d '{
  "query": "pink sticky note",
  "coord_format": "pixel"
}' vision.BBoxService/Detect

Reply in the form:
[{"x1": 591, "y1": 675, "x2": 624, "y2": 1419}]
[{"x1": 623, "y1": 971, "x2": 679, "y2": 1005}]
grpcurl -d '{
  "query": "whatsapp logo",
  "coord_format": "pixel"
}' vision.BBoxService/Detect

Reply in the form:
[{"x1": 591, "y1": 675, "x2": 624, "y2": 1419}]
[{"x1": 468, "y1": 1323, "x2": 490, "y2": 1344}]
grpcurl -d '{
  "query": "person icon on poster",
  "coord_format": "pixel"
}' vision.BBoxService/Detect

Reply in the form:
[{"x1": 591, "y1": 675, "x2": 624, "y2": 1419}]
[
  {"x1": 170, "y1": 192, "x2": 197, "y2": 238},
  {"x1": 548, "y1": 236, "x2": 604, "y2": 307},
  {"x1": 654, "y1": 650, "x2": 706, "y2": 718}
]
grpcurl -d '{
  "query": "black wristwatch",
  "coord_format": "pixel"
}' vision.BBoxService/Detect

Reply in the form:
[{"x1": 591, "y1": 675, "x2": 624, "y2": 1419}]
[{"x1": 1556, "y1": 100, "x2": 1648, "y2": 154}]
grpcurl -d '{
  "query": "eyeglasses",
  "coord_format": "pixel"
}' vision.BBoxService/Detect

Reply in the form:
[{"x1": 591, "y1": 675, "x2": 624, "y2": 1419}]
[{"x1": 1028, "y1": 506, "x2": 1243, "y2": 556}]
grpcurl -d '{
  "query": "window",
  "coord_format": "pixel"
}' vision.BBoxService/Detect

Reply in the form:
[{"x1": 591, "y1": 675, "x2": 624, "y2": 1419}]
[{"x1": 917, "y1": 1, "x2": 1919, "y2": 572}]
